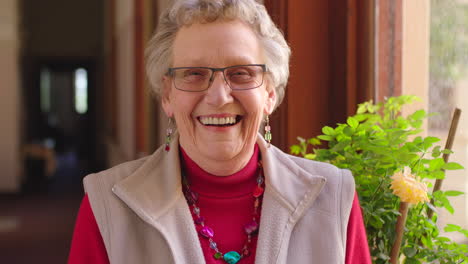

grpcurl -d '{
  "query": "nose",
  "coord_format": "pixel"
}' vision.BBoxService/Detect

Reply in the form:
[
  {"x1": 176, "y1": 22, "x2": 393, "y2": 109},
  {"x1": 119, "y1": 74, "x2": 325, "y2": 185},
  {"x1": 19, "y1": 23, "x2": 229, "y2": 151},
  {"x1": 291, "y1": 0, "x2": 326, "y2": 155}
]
[{"x1": 204, "y1": 71, "x2": 233, "y2": 107}]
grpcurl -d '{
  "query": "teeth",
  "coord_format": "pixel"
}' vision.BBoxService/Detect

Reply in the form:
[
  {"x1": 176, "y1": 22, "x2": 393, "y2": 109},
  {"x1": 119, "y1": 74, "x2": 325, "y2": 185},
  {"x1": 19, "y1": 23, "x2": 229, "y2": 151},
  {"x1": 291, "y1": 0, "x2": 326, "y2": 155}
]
[{"x1": 200, "y1": 116, "x2": 237, "y2": 125}]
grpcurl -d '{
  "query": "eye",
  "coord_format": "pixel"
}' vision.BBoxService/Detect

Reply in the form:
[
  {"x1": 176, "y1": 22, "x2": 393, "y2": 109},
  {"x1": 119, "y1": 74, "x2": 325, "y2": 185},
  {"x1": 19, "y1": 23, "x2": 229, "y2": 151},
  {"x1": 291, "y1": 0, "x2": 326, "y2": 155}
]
[
  {"x1": 183, "y1": 69, "x2": 207, "y2": 77},
  {"x1": 227, "y1": 67, "x2": 255, "y2": 83},
  {"x1": 180, "y1": 68, "x2": 209, "y2": 82}
]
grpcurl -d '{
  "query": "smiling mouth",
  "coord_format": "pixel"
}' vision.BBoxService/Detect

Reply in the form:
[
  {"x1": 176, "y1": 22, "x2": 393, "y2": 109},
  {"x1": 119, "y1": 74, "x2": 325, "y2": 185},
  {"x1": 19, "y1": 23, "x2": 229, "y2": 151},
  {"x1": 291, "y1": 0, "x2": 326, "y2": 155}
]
[{"x1": 198, "y1": 115, "x2": 243, "y2": 127}]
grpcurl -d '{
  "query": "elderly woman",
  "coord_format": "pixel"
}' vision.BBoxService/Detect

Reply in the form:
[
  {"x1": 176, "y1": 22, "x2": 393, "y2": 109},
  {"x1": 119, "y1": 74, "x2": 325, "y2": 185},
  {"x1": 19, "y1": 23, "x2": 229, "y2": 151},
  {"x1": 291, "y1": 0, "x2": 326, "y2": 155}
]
[{"x1": 69, "y1": 0, "x2": 371, "y2": 263}]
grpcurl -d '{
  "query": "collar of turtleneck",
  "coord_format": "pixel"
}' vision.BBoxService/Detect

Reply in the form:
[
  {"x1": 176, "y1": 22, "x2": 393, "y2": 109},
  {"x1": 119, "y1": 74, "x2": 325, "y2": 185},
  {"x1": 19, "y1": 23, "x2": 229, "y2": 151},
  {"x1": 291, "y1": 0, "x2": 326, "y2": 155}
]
[{"x1": 179, "y1": 144, "x2": 260, "y2": 198}]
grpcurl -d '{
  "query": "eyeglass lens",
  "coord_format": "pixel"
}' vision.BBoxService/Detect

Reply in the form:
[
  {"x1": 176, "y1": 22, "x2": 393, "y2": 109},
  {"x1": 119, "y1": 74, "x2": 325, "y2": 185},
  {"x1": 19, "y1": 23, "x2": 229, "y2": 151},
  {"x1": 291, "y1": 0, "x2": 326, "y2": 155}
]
[{"x1": 172, "y1": 65, "x2": 264, "y2": 91}]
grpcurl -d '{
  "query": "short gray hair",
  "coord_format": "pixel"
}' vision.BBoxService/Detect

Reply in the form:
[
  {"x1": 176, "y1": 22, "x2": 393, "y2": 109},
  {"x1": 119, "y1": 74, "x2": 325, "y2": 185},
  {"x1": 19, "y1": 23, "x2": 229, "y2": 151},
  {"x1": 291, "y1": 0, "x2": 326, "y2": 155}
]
[{"x1": 145, "y1": 0, "x2": 291, "y2": 110}]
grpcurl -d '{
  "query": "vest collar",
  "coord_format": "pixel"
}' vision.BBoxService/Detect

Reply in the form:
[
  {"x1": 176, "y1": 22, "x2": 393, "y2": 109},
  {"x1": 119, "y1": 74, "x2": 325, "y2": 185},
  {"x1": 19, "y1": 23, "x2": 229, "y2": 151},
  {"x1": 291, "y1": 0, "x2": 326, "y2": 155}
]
[{"x1": 112, "y1": 133, "x2": 326, "y2": 263}]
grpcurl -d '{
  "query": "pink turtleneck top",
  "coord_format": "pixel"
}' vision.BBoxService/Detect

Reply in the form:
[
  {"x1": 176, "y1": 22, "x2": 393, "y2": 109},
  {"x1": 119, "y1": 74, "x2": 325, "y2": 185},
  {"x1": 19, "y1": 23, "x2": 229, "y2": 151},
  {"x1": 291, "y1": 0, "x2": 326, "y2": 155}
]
[{"x1": 69, "y1": 145, "x2": 371, "y2": 263}]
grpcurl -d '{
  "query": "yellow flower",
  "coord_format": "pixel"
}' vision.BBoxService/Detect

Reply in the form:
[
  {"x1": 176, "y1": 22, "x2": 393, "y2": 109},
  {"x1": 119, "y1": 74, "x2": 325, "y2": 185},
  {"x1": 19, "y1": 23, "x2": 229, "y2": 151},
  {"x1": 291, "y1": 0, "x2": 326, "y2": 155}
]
[{"x1": 390, "y1": 166, "x2": 429, "y2": 205}]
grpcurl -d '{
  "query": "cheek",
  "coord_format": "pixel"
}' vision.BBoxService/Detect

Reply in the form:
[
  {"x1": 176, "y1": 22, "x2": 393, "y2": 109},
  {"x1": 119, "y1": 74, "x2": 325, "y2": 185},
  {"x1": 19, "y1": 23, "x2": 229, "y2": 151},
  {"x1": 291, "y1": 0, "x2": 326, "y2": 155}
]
[
  {"x1": 170, "y1": 94, "x2": 198, "y2": 130},
  {"x1": 171, "y1": 92, "x2": 198, "y2": 115},
  {"x1": 248, "y1": 90, "x2": 269, "y2": 116},
  {"x1": 242, "y1": 94, "x2": 266, "y2": 130}
]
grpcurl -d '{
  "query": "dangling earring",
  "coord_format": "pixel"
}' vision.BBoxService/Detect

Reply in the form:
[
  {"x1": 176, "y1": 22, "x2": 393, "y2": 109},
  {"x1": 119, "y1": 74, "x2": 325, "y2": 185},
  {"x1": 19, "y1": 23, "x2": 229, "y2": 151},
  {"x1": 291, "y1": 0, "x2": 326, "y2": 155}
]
[
  {"x1": 264, "y1": 115, "x2": 272, "y2": 148},
  {"x1": 165, "y1": 118, "x2": 173, "y2": 152}
]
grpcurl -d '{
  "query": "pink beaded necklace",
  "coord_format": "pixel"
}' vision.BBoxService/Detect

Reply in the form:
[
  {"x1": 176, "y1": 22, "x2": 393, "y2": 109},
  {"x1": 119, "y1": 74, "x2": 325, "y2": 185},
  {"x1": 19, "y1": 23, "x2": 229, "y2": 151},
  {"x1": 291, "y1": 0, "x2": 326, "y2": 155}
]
[{"x1": 182, "y1": 161, "x2": 265, "y2": 264}]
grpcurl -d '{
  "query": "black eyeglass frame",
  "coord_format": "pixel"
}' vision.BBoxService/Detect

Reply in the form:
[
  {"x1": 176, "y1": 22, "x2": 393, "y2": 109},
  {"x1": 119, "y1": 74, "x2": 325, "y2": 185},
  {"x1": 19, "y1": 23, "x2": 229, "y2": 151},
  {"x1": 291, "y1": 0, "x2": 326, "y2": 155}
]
[{"x1": 166, "y1": 64, "x2": 267, "y2": 92}]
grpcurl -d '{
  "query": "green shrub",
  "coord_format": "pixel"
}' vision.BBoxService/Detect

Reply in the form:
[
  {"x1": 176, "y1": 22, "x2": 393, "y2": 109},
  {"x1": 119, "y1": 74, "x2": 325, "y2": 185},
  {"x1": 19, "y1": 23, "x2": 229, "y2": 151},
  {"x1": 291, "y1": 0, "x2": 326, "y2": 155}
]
[{"x1": 291, "y1": 96, "x2": 467, "y2": 263}]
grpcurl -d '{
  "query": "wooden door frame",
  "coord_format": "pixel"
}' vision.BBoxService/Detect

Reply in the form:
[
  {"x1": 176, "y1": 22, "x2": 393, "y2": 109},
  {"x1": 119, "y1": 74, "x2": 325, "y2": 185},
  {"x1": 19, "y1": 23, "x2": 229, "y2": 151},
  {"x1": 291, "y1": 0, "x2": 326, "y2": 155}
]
[{"x1": 264, "y1": 0, "x2": 377, "y2": 151}]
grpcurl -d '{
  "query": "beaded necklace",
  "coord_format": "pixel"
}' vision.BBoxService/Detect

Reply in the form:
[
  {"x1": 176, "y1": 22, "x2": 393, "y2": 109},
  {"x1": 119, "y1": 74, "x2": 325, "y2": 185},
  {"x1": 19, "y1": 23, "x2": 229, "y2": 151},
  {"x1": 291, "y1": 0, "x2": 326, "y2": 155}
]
[{"x1": 182, "y1": 161, "x2": 265, "y2": 264}]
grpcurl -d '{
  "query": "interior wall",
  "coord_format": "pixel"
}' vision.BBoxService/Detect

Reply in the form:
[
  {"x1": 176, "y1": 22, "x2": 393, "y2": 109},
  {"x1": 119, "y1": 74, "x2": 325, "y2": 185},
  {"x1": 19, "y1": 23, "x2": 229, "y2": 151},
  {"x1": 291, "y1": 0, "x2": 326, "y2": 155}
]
[
  {"x1": 0, "y1": 0, "x2": 21, "y2": 192},
  {"x1": 105, "y1": 0, "x2": 172, "y2": 167},
  {"x1": 106, "y1": 0, "x2": 136, "y2": 166}
]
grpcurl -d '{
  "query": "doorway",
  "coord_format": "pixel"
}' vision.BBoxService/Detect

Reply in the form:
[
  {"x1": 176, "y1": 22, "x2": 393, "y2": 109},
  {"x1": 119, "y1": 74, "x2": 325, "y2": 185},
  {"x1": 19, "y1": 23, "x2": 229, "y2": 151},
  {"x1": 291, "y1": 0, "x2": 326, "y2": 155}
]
[{"x1": 22, "y1": 59, "x2": 97, "y2": 193}]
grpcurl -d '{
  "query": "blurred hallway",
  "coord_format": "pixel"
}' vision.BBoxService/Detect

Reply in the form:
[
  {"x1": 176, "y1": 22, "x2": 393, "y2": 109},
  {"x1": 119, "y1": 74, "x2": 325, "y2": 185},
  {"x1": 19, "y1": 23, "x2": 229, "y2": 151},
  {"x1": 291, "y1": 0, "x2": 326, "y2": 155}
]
[
  {"x1": 0, "y1": 151, "x2": 85, "y2": 263},
  {"x1": 0, "y1": 192, "x2": 82, "y2": 263},
  {"x1": 1, "y1": 1, "x2": 104, "y2": 260}
]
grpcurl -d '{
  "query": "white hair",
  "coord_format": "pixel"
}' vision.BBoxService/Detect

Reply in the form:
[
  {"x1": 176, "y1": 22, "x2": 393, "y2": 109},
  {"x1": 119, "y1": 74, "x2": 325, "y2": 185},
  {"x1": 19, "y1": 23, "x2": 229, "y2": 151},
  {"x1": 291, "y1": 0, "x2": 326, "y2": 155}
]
[{"x1": 145, "y1": 0, "x2": 291, "y2": 110}]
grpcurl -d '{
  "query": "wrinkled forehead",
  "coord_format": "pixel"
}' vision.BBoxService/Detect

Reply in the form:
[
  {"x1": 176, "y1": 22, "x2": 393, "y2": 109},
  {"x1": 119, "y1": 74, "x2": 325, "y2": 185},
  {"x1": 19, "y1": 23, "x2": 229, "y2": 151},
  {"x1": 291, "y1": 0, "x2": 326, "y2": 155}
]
[{"x1": 171, "y1": 20, "x2": 265, "y2": 67}]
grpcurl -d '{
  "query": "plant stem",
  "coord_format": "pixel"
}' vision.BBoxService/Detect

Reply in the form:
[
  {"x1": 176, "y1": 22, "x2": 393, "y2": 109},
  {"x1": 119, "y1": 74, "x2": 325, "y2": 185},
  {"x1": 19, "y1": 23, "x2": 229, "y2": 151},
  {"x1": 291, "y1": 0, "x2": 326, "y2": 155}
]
[
  {"x1": 427, "y1": 108, "x2": 461, "y2": 221},
  {"x1": 369, "y1": 176, "x2": 385, "y2": 202},
  {"x1": 390, "y1": 202, "x2": 409, "y2": 264}
]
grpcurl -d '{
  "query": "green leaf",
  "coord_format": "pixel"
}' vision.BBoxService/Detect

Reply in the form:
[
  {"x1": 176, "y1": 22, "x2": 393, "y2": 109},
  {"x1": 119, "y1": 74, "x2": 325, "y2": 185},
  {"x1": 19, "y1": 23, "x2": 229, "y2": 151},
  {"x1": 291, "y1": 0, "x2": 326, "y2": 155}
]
[
  {"x1": 403, "y1": 247, "x2": 418, "y2": 258},
  {"x1": 377, "y1": 253, "x2": 390, "y2": 261},
  {"x1": 432, "y1": 145, "x2": 441, "y2": 158},
  {"x1": 441, "y1": 149, "x2": 454, "y2": 154},
  {"x1": 343, "y1": 126, "x2": 354, "y2": 136},
  {"x1": 413, "y1": 136, "x2": 423, "y2": 144},
  {"x1": 443, "y1": 199, "x2": 455, "y2": 214},
  {"x1": 411, "y1": 120, "x2": 423, "y2": 128},
  {"x1": 404, "y1": 257, "x2": 421, "y2": 264},
  {"x1": 444, "y1": 190, "x2": 464, "y2": 197},
  {"x1": 429, "y1": 158, "x2": 445, "y2": 171},
  {"x1": 354, "y1": 114, "x2": 367, "y2": 122},
  {"x1": 317, "y1": 135, "x2": 333, "y2": 141},
  {"x1": 347, "y1": 117, "x2": 359, "y2": 129},
  {"x1": 442, "y1": 162, "x2": 464, "y2": 170},
  {"x1": 444, "y1": 224, "x2": 462, "y2": 232},
  {"x1": 304, "y1": 153, "x2": 316, "y2": 160},
  {"x1": 290, "y1": 145, "x2": 301, "y2": 155},
  {"x1": 369, "y1": 215, "x2": 384, "y2": 229},
  {"x1": 322, "y1": 126, "x2": 335, "y2": 135},
  {"x1": 436, "y1": 236, "x2": 451, "y2": 243},
  {"x1": 330, "y1": 140, "x2": 350, "y2": 152},
  {"x1": 431, "y1": 170, "x2": 445, "y2": 179},
  {"x1": 409, "y1": 109, "x2": 426, "y2": 120},
  {"x1": 357, "y1": 104, "x2": 367, "y2": 114},
  {"x1": 461, "y1": 229, "x2": 468, "y2": 238},
  {"x1": 309, "y1": 138, "x2": 321, "y2": 145},
  {"x1": 423, "y1": 136, "x2": 441, "y2": 144},
  {"x1": 421, "y1": 236, "x2": 430, "y2": 247}
]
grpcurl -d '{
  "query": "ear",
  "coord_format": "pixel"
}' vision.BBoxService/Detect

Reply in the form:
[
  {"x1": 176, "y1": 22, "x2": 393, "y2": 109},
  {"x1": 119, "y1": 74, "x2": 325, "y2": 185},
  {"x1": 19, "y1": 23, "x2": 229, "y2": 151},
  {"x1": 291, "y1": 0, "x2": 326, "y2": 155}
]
[
  {"x1": 161, "y1": 75, "x2": 174, "y2": 118},
  {"x1": 264, "y1": 84, "x2": 277, "y2": 115}
]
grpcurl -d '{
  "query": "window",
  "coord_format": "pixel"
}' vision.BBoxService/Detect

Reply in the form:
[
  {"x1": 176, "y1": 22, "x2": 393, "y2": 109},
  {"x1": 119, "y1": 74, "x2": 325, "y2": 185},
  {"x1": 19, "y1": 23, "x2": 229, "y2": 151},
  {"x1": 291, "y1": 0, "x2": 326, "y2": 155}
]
[
  {"x1": 74, "y1": 68, "x2": 88, "y2": 114},
  {"x1": 428, "y1": 0, "x2": 468, "y2": 243},
  {"x1": 40, "y1": 68, "x2": 51, "y2": 113}
]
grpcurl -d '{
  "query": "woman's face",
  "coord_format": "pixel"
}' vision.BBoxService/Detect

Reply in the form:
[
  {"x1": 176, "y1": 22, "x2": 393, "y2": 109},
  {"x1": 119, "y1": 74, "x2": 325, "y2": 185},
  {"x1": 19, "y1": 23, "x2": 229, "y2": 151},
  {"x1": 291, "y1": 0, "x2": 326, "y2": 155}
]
[{"x1": 162, "y1": 20, "x2": 276, "y2": 172}]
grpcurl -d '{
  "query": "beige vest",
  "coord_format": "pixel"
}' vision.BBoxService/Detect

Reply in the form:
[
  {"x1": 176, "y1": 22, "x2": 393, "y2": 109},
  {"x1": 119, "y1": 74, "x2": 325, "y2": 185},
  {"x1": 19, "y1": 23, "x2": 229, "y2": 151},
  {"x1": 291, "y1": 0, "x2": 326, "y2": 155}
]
[{"x1": 84, "y1": 134, "x2": 355, "y2": 263}]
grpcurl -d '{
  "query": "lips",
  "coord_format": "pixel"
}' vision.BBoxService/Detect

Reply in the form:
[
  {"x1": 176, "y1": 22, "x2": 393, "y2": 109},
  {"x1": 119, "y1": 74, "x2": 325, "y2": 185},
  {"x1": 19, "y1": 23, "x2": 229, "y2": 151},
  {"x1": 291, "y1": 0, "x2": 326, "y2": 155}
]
[{"x1": 197, "y1": 115, "x2": 242, "y2": 127}]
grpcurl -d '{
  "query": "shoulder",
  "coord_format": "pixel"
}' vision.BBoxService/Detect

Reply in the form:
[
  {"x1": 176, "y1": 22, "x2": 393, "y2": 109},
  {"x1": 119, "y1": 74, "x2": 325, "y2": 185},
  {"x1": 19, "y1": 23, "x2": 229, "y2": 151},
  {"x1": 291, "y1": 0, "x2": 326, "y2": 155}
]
[
  {"x1": 270, "y1": 146, "x2": 355, "y2": 190},
  {"x1": 291, "y1": 154, "x2": 354, "y2": 188},
  {"x1": 80, "y1": 154, "x2": 156, "y2": 250},
  {"x1": 268, "y1": 147, "x2": 355, "y2": 221},
  {"x1": 83, "y1": 156, "x2": 150, "y2": 193},
  {"x1": 288, "y1": 153, "x2": 355, "y2": 210},
  {"x1": 272, "y1": 149, "x2": 355, "y2": 238},
  {"x1": 81, "y1": 154, "x2": 153, "y2": 226}
]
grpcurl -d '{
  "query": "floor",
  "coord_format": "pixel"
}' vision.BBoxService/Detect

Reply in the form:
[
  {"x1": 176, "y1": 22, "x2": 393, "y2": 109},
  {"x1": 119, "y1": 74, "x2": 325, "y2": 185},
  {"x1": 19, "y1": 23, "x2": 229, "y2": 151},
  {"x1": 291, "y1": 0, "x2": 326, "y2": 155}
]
[{"x1": 0, "y1": 151, "x2": 87, "y2": 264}]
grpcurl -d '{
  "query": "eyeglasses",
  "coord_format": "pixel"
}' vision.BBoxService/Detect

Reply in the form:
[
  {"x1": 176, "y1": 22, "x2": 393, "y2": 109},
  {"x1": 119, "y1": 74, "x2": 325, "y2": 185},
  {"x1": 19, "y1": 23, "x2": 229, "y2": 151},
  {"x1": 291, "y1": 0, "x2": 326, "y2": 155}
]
[{"x1": 167, "y1": 64, "x2": 267, "y2": 92}]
